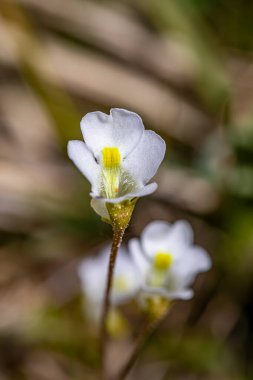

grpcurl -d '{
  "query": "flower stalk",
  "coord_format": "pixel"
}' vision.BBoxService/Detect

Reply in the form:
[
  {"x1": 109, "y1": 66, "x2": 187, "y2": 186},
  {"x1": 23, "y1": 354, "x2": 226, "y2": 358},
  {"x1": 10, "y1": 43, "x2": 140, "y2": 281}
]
[
  {"x1": 100, "y1": 200, "x2": 136, "y2": 380},
  {"x1": 100, "y1": 227, "x2": 125, "y2": 379},
  {"x1": 114, "y1": 299, "x2": 169, "y2": 380}
]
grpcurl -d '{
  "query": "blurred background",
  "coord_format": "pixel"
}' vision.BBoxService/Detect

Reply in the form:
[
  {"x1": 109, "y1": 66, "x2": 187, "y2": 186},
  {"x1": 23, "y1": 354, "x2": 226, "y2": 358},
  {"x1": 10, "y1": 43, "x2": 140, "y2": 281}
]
[{"x1": 1, "y1": 0, "x2": 253, "y2": 379}]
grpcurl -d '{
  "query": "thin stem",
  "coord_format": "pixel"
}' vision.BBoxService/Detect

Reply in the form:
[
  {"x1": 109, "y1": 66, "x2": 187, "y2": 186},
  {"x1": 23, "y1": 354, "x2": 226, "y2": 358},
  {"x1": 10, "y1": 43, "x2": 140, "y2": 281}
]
[
  {"x1": 114, "y1": 312, "x2": 167, "y2": 380},
  {"x1": 100, "y1": 227, "x2": 125, "y2": 380}
]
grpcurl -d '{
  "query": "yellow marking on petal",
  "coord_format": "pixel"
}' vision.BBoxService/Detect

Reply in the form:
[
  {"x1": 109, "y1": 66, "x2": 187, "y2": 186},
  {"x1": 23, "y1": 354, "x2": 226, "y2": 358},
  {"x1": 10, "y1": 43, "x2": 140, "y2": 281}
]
[
  {"x1": 154, "y1": 252, "x2": 173, "y2": 271},
  {"x1": 102, "y1": 147, "x2": 121, "y2": 168}
]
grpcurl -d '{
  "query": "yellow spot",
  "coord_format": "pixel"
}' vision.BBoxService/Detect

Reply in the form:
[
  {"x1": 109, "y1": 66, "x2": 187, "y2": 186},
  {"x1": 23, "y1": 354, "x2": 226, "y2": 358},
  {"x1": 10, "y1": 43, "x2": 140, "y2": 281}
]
[
  {"x1": 106, "y1": 309, "x2": 129, "y2": 338},
  {"x1": 113, "y1": 276, "x2": 129, "y2": 291},
  {"x1": 154, "y1": 252, "x2": 173, "y2": 271},
  {"x1": 102, "y1": 147, "x2": 121, "y2": 168}
]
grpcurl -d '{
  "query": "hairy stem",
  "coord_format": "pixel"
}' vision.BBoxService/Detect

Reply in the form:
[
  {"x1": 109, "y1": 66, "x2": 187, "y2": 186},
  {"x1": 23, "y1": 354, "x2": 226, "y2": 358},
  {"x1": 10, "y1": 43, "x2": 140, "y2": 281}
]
[{"x1": 100, "y1": 227, "x2": 125, "y2": 380}]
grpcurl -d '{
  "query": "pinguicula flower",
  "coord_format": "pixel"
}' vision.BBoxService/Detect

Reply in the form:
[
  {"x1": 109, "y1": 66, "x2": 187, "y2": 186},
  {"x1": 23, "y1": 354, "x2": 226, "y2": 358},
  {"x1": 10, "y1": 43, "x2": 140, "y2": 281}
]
[
  {"x1": 67, "y1": 108, "x2": 166, "y2": 220},
  {"x1": 129, "y1": 220, "x2": 211, "y2": 302},
  {"x1": 78, "y1": 245, "x2": 141, "y2": 323}
]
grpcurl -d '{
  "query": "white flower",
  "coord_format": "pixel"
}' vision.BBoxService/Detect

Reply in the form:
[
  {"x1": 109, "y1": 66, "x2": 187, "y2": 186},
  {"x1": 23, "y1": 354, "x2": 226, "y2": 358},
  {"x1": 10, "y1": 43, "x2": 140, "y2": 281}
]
[
  {"x1": 78, "y1": 245, "x2": 141, "y2": 322},
  {"x1": 129, "y1": 220, "x2": 211, "y2": 301},
  {"x1": 68, "y1": 108, "x2": 166, "y2": 219}
]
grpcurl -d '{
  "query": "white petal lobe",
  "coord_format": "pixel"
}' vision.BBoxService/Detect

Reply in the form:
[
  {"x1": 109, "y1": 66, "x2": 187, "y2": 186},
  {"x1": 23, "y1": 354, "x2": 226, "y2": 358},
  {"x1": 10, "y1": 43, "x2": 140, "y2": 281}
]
[
  {"x1": 141, "y1": 220, "x2": 171, "y2": 259},
  {"x1": 123, "y1": 130, "x2": 166, "y2": 185},
  {"x1": 129, "y1": 239, "x2": 150, "y2": 278},
  {"x1": 67, "y1": 140, "x2": 99, "y2": 190},
  {"x1": 81, "y1": 108, "x2": 144, "y2": 159},
  {"x1": 168, "y1": 220, "x2": 194, "y2": 246}
]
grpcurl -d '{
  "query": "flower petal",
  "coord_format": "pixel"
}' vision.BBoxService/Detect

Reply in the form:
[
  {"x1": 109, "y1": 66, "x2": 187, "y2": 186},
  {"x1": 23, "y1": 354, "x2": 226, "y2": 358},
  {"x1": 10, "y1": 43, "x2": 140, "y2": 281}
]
[
  {"x1": 141, "y1": 220, "x2": 172, "y2": 259},
  {"x1": 90, "y1": 198, "x2": 110, "y2": 219},
  {"x1": 164, "y1": 288, "x2": 194, "y2": 300},
  {"x1": 78, "y1": 245, "x2": 140, "y2": 308},
  {"x1": 112, "y1": 258, "x2": 141, "y2": 304},
  {"x1": 141, "y1": 285, "x2": 193, "y2": 300},
  {"x1": 133, "y1": 182, "x2": 158, "y2": 197},
  {"x1": 188, "y1": 246, "x2": 212, "y2": 273},
  {"x1": 91, "y1": 182, "x2": 157, "y2": 204},
  {"x1": 167, "y1": 220, "x2": 193, "y2": 246},
  {"x1": 103, "y1": 244, "x2": 141, "y2": 304},
  {"x1": 123, "y1": 130, "x2": 166, "y2": 185},
  {"x1": 173, "y1": 246, "x2": 211, "y2": 287},
  {"x1": 141, "y1": 220, "x2": 194, "y2": 260},
  {"x1": 67, "y1": 140, "x2": 99, "y2": 192},
  {"x1": 81, "y1": 108, "x2": 144, "y2": 159},
  {"x1": 78, "y1": 255, "x2": 106, "y2": 302},
  {"x1": 129, "y1": 238, "x2": 150, "y2": 278}
]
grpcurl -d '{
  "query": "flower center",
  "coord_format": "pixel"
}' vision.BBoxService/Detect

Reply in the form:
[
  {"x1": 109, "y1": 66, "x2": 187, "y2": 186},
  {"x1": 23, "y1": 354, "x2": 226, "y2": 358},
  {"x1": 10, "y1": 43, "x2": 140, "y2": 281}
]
[
  {"x1": 154, "y1": 252, "x2": 173, "y2": 271},
  {"x1": 100, "y1": 146, "x2": 137, "y2": 199},
  {"x1": 101, "y1": 147, "x2": 121, "y2": 198},
  {"x1": 148, "y1": 251, "x2": 173, "y2": 287},
  {"x1": 102, "y1": 147, "x2": 121, "y2": 168}
]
